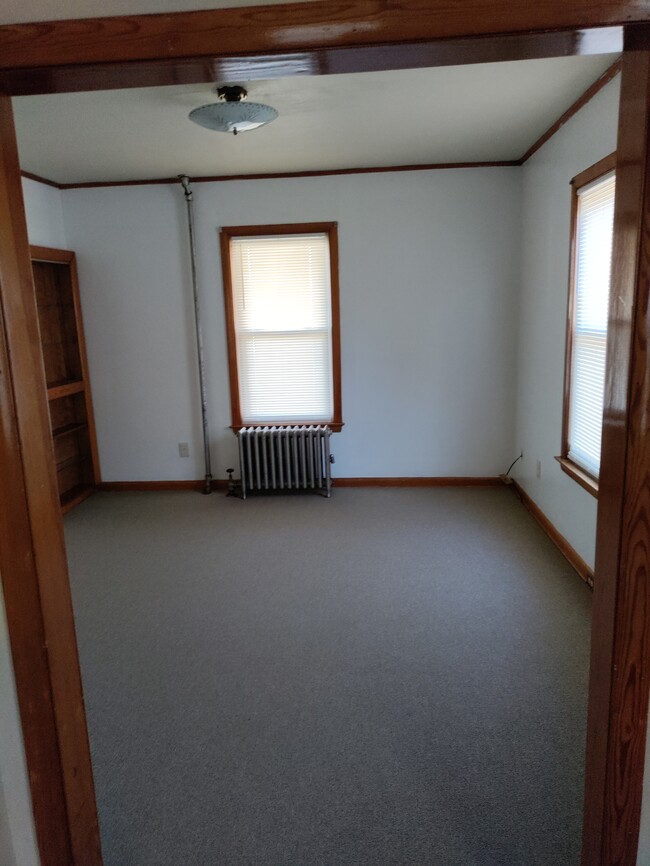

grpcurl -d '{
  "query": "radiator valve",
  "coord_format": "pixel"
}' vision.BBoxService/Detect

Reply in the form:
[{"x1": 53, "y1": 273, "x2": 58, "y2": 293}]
[{"x1": 226, "y1": 467, "x2": 238, "y2": 497}]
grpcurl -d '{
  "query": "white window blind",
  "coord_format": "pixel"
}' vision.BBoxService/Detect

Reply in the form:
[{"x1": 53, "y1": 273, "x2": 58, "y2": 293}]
[
  {"x1": 229, "y1": 232, "x2": 334, "y2": 424},
  {"x1": 568, "y1": 171, "x2": 615, "y2": 478}
]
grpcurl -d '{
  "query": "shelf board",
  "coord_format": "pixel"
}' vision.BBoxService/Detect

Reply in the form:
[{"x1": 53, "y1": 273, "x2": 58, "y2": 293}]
[
  {"x1": 47, "y1": 380, "x2": 84, "y2": 400},
  {"x1": 60, "y1": 484, "x2": 94, "y2": 514},
  {"x1": 56, "y1": 452, "x2": 90, "y2": 472},
  {"x1": 52, "y1": 421, "x2": 89, "y2": 439}
]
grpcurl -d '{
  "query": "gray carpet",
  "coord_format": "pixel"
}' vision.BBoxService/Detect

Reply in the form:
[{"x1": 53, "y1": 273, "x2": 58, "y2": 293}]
[{"x1": 64, "y1": 487, "x2": 592, "y2": 866}]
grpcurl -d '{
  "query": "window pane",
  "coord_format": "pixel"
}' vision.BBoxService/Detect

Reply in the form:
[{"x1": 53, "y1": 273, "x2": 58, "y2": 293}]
[
  {"x1": 229, "y1": 232, "x2": 334, "y2": 424},
  {"x1": 568, "y1": 172, "x2": 615, "y2": 478},
  {"x1": 239, "y1": 331, "x2": 333, "y2": 422}
]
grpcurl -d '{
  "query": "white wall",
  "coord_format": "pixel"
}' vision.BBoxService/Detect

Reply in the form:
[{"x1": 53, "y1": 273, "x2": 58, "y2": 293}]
[
  {"x1": 22, "y1": 175, "x2": 67, "y2": 249},
  {"x1": 513, "y1": 76, "x2": 620, "y2": 569},
  {"x1": 61, "y1": 168, "x2": 523, "y2": 482},
  {"x1": 0, "y1": 595, "x2": 38, "y2": 866}
]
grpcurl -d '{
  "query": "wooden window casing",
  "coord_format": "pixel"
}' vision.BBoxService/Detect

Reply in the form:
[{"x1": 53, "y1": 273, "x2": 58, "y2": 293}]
[
  {"x1": 220, "y1": 222, "x2": 343, "y2": 432},
  {"x1": 559, "y1": 152, "x2": 617, "y2": 499}
]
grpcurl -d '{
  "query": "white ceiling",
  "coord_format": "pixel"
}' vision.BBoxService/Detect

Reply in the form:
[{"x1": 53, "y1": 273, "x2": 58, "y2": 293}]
[
  {"x1": 13, "y1": 55, "x2": 617, "y2": 185},
  {"x1": 0, "y1": 0, "x2": 304, "y2": 24}
]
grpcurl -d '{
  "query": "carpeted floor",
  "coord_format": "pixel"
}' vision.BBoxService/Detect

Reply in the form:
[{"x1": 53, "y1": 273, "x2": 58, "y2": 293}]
[{"x1": 64, "y1": 487, "x2": 592, "y2": 866}]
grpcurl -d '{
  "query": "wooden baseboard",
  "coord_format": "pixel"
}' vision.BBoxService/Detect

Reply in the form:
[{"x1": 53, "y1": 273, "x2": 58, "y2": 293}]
[
  {"x1": 512, "y1": 480, "x2": 594, "y2": 587},
  {"x1": 98, "y1": 480, "x2": 228, "y2": 491},
  {"x1": 99, "y1": 477, "x2": 503, "y2": 492},
  {"x1": 333, "y1": 476, "x2": 504, "y2": 487}
]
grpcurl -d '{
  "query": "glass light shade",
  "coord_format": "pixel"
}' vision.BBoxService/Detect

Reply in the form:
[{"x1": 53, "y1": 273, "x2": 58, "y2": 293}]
[{"x1": 189, "y1": 101, "x2": 278, "y2": 133}]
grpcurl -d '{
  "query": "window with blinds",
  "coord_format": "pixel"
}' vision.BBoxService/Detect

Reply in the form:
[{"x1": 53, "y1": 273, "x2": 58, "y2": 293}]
[
  {"x1": 564, "y1": 162, "x2": 616, "y2": 482},
  {"x1": 221, "y1": 223, "x2": 342, "y2": 429}
]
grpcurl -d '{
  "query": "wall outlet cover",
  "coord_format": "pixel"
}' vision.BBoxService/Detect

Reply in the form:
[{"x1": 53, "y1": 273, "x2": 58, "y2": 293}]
[{"x1": 178, "y1": 442, "x2": 190, "y2": 458}]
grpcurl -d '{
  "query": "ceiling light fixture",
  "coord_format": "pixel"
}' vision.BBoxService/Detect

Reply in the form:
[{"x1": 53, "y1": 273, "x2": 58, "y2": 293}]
[{"x1": 188, "y1": 85, "x2": 278, "y2": 136}]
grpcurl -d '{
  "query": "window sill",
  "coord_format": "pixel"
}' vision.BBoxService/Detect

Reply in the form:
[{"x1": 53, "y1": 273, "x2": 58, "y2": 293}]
[
  {"x1": 555, "y1": 456, "x2": 599, "y2": 498},
  {"x1": 230, "y1": 421, "x2": 344, "y2": 433}
]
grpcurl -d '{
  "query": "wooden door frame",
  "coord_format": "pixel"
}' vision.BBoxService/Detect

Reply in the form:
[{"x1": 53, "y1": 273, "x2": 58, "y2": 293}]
[{"x1": 1, "y1": 4, "x2": 650, "y2": 865}]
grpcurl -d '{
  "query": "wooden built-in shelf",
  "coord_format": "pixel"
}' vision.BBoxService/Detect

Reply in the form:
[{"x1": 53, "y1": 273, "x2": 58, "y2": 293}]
[
  {"x1": 60, "y1": 484, "x2": 95, "y2": 515},
  {"x1": 31, "y1": 245, "x2": 100, "y2": 513},
  {"x1": 47, "y1": 379, "x2": 85, "y2": 400},
  {"x1": 52, "y1": 421, "x2": 89, "y2": 439}
]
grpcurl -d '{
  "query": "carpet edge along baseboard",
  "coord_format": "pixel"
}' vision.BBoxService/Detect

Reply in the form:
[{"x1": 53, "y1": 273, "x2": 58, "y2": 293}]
[
  {"x1": 97, "y1": 477, "x2": 593, "y2": 586},
  {"x1": 98, "y1": 477, "x2": 504, "y2": 492},
  {"x1": 512, "y1": 480, "x2": 594, "y2": 587}
]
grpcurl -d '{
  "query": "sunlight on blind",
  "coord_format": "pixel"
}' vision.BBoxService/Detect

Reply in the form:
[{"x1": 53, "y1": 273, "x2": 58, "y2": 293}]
[
  {"x1": 230, "y1": 233, "x2": 334, "y2": 423},
  {"x1": 568, "y1": 171, "x2": 615, "y2": 478}
]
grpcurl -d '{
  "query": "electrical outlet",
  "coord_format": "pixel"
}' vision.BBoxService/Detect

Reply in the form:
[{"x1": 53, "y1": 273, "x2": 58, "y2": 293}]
[
  {"x1": 178, "y1": 442, "x2": 190, "y2": 458},
  {"x1": 536, "y1": 459, "x2": 541, "y2": 479}
]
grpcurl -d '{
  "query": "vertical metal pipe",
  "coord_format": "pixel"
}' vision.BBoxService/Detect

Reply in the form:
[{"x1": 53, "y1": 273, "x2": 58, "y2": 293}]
[{"x1": 179, "y1": 174, "x2": 213, "y2": 494}]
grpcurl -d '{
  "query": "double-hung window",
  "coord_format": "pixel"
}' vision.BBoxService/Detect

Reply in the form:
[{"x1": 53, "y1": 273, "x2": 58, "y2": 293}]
[
  {"x1": 559, "y1": 154, "x2": 616, "y2": 495},
  {"x1": 221, "y1": 223, "x2": 342, "y2": 430}
]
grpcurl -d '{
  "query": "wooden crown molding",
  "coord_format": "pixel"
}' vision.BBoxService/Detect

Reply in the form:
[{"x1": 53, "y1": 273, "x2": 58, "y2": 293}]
[
  {"x1": 518, "y1": 57, "x2": 622, "y2": 164},
  {"x1": 20, "y1": 168, "x2": 61, "y2": 188},
  {"x1": 53, "y1": 161, "x2": 517, "y2": 190}
]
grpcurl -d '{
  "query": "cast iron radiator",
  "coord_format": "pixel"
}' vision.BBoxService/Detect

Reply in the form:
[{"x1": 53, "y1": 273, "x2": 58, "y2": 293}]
[{"x1": 237, "y1": 425, "x2": 333, "y2": 498}]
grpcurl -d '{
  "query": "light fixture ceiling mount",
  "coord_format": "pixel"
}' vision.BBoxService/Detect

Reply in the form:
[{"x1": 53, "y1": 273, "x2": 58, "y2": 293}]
[{"x1": 189, "y1": 85, "x2": 278, "y2": 136}]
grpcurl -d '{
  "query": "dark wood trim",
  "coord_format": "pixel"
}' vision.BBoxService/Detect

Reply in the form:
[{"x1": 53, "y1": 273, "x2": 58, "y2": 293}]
[
  {"x1": 560, "y1": 152, "x2": 617, "y2": 491},
  {"x1": 563, "y1": 159, "x2": 582, "y2": 473},
  {"x1": 47, "y1": 379, "x2": 85, "y2": 400},
  {"x1": 221, "y1": 221, "x2": 338, "y2": 238},
  {"x1": 221, "y1": 222, "x2": 343, "y2": 431},
  {"x1": 334, "y1": 476, "x2": 504, "y2": 487},
  {"x1": 99, "y1": 477, "x2": 500, "y2": 490},
  {"x1": 99, "y1": 480, "x2": 228, "y2": 491},
  {"x1": 21, "y1": 169, "x2": 61, "y2": 189},
  {"x1": 0, "y1": 95, "x2": 102, "y2": 865},
  {"x1": 555, "y1": 456, "x2": 599, "y2": 498},
  {"x1": 519, "y1": 59, "x2": 621, "y2": 164},
  {"x1": 512, "y1": 481, "x2": 594, "y2": 586},
  {"x1": 29, "y1": 243, "x2": 73, "y2": 263},
  {"x1": 62, "y1": 250, "x2": 101, "y2": 485},
  {"x1": 220, "y1": 229, "x2": 243, "y2": 430},
  {"x1": 59, "y1": 161, "x2": 519, "y2": 190},
  {"x1": 1, "y1": 31, "x2": 624, "y2": 98},
  {"x1": 2, "y1": 28, "x2": 626, "y2": 98},
  {"x1": 581, "y1": 45, "x2": 650, "y2": 866},
  {"x1": 231, "y1": 421, "x2": 344, "y2": 432},
  {"x1": 0, "y1": 3, "x2": 630, "y2": 97},
  {"x1": 31, "y1": 244, "x2": 102, "y2": 490},
  {"x1": 571, "y1": 151, "x2": 618, "y2": 188},
  {"x1": 327, "y1": 221, "x2": 342, "y2": 431},
  {"x1": 61, "y1": 485, "x2": 94, "y2": 514}
]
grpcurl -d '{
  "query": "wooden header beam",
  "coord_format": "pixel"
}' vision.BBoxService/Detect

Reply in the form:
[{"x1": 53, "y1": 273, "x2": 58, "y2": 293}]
[
  {"x1": 0, "y1": 1, "x2": 641, "y2": 68},
  {"x1": 0, "y1": 1, "x2": 632, "y2": 95}
]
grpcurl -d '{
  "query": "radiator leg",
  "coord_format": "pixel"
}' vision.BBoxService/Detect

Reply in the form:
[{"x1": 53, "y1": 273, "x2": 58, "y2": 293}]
[
  {"x1": 238, "y1": 430, "x2": 247, "y2": 499},
  {"x1": 324, "y1": 430, "x2": 332, "y2": 498}
]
